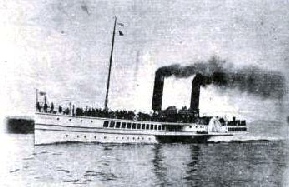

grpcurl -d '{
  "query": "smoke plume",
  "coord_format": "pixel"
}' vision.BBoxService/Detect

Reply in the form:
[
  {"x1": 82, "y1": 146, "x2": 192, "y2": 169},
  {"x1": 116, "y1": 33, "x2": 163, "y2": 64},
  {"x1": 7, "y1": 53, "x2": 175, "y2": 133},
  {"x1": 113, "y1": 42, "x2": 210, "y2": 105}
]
[{"x1": 152, "y1": 57, "x2": 286, "y2": 111}]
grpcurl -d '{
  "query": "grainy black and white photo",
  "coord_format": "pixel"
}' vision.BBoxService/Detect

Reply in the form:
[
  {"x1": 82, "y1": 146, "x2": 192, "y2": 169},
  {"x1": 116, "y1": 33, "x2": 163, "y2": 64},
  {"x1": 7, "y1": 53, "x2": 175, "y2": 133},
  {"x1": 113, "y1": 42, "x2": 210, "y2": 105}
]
[{"x1": 1, "y1": 0, "x2": 289, "y2": 186}]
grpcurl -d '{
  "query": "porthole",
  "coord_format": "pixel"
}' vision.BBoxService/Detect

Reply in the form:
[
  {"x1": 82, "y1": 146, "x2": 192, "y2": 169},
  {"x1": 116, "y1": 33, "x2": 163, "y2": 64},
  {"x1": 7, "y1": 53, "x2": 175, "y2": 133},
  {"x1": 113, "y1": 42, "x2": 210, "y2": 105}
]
[
  {"x1": 148, "y1": 138, "x2": 151, "y2": 141},
  {"x1": 132, "y1": 137, "x2": 135, "y2": 140},
  {"x1": 65, "y1": 135, "x2": 68, "y2": 137},
  {"x1": 127, "y1": 137, "x2": 129, "y2": 140},
  {"x1": 116, "y1": 137, "x2": 118, "y2": 139},
  {"x1": 94, "y1": 136, "x2": 96, "y2": 139},
  {"x1": 57, "y1": 118, "x2": 60, "y2": 120},
  {"x1": 77, "y1": 135, "x2": 79, "y2": 138},
  {"x1": 84, "y1": 135, "x2": 86, "y2": 138},
  {"x1": 104, "y1": 136, "x2": 107, "y2": 139},
  {"x1": 69, "y1": 119, "x2": 71, "y2": 121},
  {"x1": 91, "y1": 120, "x2": 93, "y2": 123}
]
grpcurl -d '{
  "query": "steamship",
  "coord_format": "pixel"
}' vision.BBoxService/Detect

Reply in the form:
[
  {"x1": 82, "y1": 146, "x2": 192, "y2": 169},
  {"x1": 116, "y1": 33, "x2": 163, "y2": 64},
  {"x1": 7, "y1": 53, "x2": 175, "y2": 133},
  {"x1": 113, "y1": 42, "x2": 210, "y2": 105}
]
[{"x1": 34, "y1": 17, "x2": 247, "y2": 145}]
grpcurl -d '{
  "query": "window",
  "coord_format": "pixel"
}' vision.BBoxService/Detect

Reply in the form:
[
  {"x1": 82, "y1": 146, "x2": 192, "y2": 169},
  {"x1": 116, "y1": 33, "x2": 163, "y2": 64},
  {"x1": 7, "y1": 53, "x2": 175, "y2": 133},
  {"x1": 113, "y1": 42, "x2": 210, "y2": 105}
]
[
  {"x1": 142, "y1": 124, "x2": 145, "y2": 129},
  {"x1": 127, "y1": 123, "x2": 132, "y2": 129},
  {"x1": 162, "y1": 126, "x2": 165, "y2": 130},
  {"x1": 137, "y1": 123, "x2": 141, "y2": 129},
  {"x1": 121, "y1": 122, "x2": 126, "y2": 128},
  {"x1": 158, "y1": 126, "x2": 161, "y2": 130},
  {"x1": 109, "y1": 121, "x2": 115, "y2": 128},
  {"x1": 154, "y1": 125, "x2": 157, "y2": 130},
  {"x1": 132, "y1": 123, "x2": 136, "y2": 129},
  {"x1": 103, "y1": 121, "x2": 109, "y2": 127},
  {"x1": 150, "y1": 125, "x2": 154, "y2": 130},
  {"x1": 146, "y1": 124, "x2": 150, "y2": 130},
  {"x1": 116, "y1": 122, "x2": 121, "y2": 128}
]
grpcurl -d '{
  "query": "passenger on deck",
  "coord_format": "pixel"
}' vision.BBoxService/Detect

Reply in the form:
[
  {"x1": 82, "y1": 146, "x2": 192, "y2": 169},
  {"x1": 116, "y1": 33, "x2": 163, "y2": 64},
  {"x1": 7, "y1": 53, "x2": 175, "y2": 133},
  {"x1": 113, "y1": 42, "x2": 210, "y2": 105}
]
[
  {"x1": 65, "y1": 108, "x2": 70, "y2": 115},
  {"x1": 72, "y1": 105, "x2": 75, "y2": 116},
  {"x1": 50, "y1": 102, "x2": 54, "y2": 113},
  {"x1": 36, "y1": 102, "x2": 41, "y2": 112},
  {"x1": 43, "y1": 103, "x2": 48, "y2": 112}
]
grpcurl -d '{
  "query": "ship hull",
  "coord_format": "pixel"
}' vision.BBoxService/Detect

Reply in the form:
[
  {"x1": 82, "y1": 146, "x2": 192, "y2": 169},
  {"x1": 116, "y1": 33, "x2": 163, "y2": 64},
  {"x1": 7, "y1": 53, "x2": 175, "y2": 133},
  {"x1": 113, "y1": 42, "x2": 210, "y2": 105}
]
[
  {"x1": 34, "y1": 113, "x2": 237, "y2": 145},
  {"x1": 35, "y1": 126, "x2": 159, "y2": 145}
]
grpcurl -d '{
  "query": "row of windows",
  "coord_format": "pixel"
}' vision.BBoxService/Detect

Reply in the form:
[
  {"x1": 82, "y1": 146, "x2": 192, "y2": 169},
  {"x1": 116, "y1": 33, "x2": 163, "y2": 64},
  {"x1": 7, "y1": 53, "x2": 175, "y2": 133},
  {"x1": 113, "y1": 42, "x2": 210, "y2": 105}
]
[
  {"x1": 65, "y1": 134, "x2": 152, "y2": 141},
  {"x1": 103, "y1": 121, "x2": 165, "y2": 131},
  {"x1": 228, "y1": 127, "x2": 247, "y2": 131}
]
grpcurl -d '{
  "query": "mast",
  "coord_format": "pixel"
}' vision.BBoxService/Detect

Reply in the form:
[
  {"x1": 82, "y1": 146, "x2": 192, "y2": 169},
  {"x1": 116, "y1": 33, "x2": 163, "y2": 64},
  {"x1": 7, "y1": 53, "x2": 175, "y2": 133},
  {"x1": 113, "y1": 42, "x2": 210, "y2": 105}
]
[
  {"x1": 104, "y1": 16, "x2": 117, "y2": 110},
  {"x1": 36, "y1": 88, "x2": 38, "y2": 111},
  {"x1": 36, "y1": 89, "x2": 38, "y2": 104}
]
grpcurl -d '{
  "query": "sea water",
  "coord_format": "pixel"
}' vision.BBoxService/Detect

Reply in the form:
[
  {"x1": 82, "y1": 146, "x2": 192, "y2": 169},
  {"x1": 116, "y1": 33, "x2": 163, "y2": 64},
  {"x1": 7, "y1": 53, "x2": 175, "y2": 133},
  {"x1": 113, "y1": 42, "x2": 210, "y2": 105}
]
[{"x1": 1, "y1": 120, "x2": 289, "y2": 187}]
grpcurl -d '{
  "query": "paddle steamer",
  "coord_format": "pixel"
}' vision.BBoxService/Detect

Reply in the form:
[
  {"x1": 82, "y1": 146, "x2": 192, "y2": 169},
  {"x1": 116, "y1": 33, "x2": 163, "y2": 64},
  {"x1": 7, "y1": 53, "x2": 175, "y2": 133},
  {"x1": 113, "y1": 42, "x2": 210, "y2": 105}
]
[{"x1": 34, "y1": 17, "x2": 247, "y2": 145}]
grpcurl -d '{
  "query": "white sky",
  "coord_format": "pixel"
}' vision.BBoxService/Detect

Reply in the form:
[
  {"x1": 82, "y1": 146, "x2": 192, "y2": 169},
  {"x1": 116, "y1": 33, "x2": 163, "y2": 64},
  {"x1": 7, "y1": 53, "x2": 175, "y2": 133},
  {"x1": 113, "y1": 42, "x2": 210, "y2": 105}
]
[{"x1": 0, "y1": 0, "x2": 288, "y2": 121}]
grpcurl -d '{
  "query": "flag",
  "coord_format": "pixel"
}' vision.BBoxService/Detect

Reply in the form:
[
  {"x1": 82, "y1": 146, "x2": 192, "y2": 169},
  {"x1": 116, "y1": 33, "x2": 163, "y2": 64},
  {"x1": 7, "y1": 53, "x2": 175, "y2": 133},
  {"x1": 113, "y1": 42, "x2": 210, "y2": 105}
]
[
  {"x1": 117, "y1": 22, "x2": 124, "y2": 27},
  {"x1": 119, "y1": 30, "x2": 124, "y2": 36},
  {"x1": 39, "y1": 91, "x2": 46, "y2": 96}
]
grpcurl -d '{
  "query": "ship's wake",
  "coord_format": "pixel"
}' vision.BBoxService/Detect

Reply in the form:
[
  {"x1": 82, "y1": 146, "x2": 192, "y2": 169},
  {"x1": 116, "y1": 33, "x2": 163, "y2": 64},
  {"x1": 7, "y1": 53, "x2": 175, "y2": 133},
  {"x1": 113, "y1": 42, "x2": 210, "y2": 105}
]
[{"x1": 207, "y1": 134, "x2": 282, "y2": 143}]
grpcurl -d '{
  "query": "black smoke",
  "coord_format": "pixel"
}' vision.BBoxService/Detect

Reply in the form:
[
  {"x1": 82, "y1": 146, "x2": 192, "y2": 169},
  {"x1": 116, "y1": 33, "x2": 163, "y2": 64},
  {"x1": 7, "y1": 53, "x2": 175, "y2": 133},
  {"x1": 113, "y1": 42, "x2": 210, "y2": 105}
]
[{"x1": 152, "y1": 57, "x2": 286, "y2": 111}]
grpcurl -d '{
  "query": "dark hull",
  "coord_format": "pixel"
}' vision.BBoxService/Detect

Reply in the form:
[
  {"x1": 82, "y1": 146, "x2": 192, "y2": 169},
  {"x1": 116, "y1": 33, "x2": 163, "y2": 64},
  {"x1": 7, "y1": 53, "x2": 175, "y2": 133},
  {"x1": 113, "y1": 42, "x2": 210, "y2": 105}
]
[
  {"x1": 6, "y1": 117, "x2": 34, "y2": 134},
  {"x1": 156, "y1": 135, "x2": 211, "y2": 143}
]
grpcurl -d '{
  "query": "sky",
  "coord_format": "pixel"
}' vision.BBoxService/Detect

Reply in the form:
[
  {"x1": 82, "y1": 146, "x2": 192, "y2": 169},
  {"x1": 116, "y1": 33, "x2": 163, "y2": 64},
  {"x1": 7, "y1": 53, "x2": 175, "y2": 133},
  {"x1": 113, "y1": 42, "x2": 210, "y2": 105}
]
[{"x1": 0, "y1": 0, "x2": 289, "y2": 122}]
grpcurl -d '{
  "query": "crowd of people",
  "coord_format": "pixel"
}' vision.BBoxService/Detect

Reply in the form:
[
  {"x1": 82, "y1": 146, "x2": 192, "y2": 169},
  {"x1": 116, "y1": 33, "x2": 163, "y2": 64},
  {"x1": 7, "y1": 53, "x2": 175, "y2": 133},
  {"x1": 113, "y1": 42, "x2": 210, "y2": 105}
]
[
  {"x1": 36, "y1": 101, "x2": 215, "y2": 124},
  {"x1": 36, "y1": 102, "x2": 73, "y2": 115}
]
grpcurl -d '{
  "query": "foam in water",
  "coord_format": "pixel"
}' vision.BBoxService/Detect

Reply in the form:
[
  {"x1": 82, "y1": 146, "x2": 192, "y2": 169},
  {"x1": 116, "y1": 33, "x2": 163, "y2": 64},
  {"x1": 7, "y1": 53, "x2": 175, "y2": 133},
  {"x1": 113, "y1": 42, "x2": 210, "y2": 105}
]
[{"x1": 208, "y1": 134, "x2": 282, "y2": 142}]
